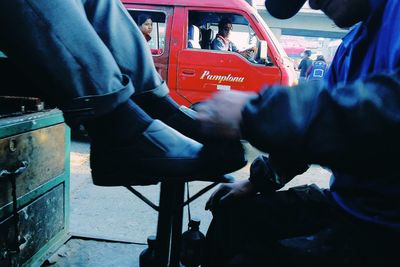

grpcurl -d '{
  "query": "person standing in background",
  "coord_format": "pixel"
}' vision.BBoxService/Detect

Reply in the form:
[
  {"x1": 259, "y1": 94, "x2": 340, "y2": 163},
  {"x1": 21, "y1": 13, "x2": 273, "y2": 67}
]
[
  {"x1": 306, "y1": 55, "x2": 328, "y2": 83},
  {"x1": 298, "y1": 49, "x2": 312, "y2": 83}
]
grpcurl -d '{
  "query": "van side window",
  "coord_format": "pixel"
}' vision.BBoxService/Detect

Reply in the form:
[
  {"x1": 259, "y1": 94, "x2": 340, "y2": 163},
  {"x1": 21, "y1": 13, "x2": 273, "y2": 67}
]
[
  {"x1": 128, "y1": 10, "x2": 166, "y2": 56},
  {"x1": 187, "y1": 11, "x2": 267, "y2": 65},
  {"x1": 0, "y1": 50, "x2": 6, "y2": 58}
]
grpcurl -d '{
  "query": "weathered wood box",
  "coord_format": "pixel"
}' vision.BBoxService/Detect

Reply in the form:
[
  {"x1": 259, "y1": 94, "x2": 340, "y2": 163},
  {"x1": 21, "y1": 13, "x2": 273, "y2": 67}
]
[{"x1": 0, "y1": 109, "x2": 70, "y2": 267}]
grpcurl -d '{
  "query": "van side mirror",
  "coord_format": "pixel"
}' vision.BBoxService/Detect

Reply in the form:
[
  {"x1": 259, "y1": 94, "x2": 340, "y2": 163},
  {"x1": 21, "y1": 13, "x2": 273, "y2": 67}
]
[{"x1": 258, "y1": 40, "x2": 268, "y2": 62}]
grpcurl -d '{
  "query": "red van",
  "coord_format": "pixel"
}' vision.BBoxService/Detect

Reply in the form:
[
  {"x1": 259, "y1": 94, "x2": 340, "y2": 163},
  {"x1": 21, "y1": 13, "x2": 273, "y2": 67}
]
[{"x1": 122, "y1": 0, "x2": 297, "y2": 107}]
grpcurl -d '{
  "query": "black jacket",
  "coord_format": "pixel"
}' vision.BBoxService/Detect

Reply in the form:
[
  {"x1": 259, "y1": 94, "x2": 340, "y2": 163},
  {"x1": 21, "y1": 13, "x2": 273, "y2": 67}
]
[{"x1": 241, "y1": 68, "x2": 400, "y2": 228}]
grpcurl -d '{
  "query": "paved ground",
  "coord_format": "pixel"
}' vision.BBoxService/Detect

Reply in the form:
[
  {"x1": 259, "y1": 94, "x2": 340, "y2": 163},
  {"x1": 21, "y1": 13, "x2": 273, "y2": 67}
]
[{"x1": 46, "y1": 140, "x2": 332, "y2": 267}]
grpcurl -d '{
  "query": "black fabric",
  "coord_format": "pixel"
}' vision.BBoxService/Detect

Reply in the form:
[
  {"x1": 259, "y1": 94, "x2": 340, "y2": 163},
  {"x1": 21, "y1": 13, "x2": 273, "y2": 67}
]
[
  {"x1": 264, "y1": 0, "x2": 306, "y2": 19},
  {"x1": 240, "y1": 69, "x2": 400, "y2": 229},
  {"x1": 204, "y1": 184, "x2": 400, "y2": 267},
  {"x1": 241, "y1": 69, "x2": 400, "y2": 177}
]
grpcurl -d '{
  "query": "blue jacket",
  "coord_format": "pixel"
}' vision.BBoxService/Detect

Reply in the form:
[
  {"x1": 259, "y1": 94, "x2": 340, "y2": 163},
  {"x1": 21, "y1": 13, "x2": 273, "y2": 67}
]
[
  {"x1": 307, "y1": 61, "x2": 327, "y2": 81},
  {"x1": 241, "y1": 0, "x2": 400, "y2": 229},
  {"x1": 211, "y1": 35, "x2": 239, "y2": 52}
]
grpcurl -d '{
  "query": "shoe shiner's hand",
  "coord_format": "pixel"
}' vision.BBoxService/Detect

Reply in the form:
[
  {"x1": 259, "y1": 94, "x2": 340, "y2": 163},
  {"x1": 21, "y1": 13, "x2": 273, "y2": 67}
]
[
  {"x1": 205, "y1": 179, "x2": 257, "y2": 212},
  {"x1": 196, "y1": 90, "x2": 257, "y2": 139}
]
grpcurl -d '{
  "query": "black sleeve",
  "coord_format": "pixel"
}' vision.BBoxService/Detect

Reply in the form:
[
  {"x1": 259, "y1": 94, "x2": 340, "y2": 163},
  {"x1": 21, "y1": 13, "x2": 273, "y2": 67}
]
[{"x1": 241, "y1": 68, "x2": 400, "y2": 177}]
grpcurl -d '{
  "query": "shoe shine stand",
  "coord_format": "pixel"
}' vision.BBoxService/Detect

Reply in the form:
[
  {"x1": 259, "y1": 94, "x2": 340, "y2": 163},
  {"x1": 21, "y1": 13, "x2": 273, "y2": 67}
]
[{"x1": 125, "y1": 175, "x2": 234, "y2": 267}]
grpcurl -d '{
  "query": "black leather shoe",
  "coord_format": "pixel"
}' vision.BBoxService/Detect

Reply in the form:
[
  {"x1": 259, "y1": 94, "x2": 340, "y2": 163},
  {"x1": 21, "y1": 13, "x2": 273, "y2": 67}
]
[{"x1": 90, "y1": 120, "x2": 246, "y2": 186}]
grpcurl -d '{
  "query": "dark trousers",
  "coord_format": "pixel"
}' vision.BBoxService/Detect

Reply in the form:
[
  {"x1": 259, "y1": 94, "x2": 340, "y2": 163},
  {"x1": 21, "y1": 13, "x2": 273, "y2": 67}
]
[
  {"x1": 0, "y1": 0, "x2": 168, "y2": 123},
  {"x1": 204, "y1": 184, "x2": 399, "y2": 267}
]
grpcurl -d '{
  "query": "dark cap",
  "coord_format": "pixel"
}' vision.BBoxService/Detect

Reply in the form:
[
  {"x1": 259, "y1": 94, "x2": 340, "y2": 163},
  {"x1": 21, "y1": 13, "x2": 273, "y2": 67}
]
[{"x1": 265, "y1": 0, "x2": 307, "y2": 19}]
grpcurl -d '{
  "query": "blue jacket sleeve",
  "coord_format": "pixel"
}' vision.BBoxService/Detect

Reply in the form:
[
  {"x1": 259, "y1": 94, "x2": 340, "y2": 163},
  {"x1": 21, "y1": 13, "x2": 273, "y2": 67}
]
[{"x1": 241, "y1": 67, "x2": 400, "y2": 176}]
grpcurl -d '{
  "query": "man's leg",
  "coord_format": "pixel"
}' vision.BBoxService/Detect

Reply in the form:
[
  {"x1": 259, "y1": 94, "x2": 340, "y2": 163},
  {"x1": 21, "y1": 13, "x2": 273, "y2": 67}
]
[
  {"x1": 81, "y1": 0, "x2": 208, "y2": 142},
  {"x1": 82, "y1": 0, "x2": 167, "y2": 98},
  {"x1": 0, "y1": 0, "x2": 246, "y2": 185},
  {"x1": 0, "y1": 0, "x2": 134, "y2": 121}
]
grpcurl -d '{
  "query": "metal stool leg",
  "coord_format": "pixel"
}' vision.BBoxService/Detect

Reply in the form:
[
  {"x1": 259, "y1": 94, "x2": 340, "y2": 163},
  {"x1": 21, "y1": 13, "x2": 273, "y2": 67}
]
[
  {"x1": 126, "y1": 175, "x2": 235, "y2": 267},
  {"x1": 169, "y1": 182, "x2": 185, "y2": 267},
  {"x1": 156, "y1": 182, "x2": 174, "y2": 266},
  {"x1": 156, "y1": 182, "x2": 185, "y2": 267}
]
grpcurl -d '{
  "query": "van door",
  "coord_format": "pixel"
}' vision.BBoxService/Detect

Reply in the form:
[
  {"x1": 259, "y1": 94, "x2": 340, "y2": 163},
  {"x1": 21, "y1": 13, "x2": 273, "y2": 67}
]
[
  {"x1": 176, "y1": 9, "x2": 281, "y2": 106},
  {"x1": 124, "y1": 4, "x2": 173, "y2": 82}
]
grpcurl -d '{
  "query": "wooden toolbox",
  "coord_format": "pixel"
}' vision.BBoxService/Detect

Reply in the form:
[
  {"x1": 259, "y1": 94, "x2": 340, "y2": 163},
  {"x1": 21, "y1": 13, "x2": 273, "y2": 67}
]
[{"x1": 0, "y1": 108, "x2": 70, "y2": 267}]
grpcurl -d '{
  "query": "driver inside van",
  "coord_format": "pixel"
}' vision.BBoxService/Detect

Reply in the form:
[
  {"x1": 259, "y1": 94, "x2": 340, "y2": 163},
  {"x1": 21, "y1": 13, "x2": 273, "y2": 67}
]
[{"x1": 211, "y1": 17, "x2": 257, "y2": 63}]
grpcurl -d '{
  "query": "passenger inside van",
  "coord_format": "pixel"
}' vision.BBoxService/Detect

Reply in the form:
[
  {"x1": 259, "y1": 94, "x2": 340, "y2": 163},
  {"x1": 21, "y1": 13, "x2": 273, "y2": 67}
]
[
  {"x1": 211, "y1": 17, "x2": 257, "y2": 63},
  {"x1": 137, "y1": 13, "x2": 162, "y2": 55}
]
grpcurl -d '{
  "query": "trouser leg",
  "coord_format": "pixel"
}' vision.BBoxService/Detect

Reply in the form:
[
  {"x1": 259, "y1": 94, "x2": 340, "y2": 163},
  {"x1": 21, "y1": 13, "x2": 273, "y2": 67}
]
[
  {"x1": 0, "y1": 0, "x2": 133, "y2": 123},
  {"x1": 80, "y1": 0, "x2": 202, "y2": 141},
  {"x1": 82, "y1": 0, "x2": 169, "y2": 98}
]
